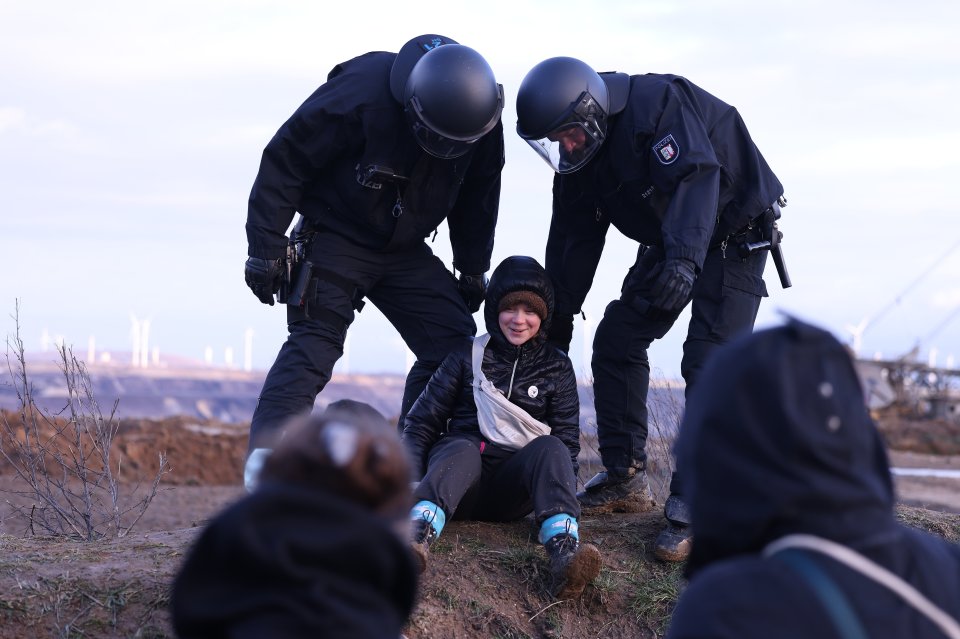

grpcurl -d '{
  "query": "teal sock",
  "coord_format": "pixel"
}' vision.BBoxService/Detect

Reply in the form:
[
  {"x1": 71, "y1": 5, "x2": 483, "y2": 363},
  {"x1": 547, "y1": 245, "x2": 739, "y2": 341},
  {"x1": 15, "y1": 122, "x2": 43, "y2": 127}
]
[
  {"x1": 411, "y1": 500, "x2": 446, "y2": 537},
  {"x1": 539, "y1": 514, "x2": 579, "y2": 544}
]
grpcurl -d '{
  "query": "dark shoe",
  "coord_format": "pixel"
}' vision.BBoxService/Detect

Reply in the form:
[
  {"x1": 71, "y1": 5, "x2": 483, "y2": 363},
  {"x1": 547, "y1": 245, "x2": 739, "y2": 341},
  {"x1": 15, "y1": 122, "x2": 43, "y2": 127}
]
[
  {"x1": 544, "y1": 533, "x2": 602, "y2": 600},
  {"x1": 577, "y1": 469, "x2": 656, "y2": 513},
  {"x1": 653, "y1": 495, "x2": 692, "y2": 562},
  {"x1": 410, "y1": 518, "x2": 437, "y2": 574}
]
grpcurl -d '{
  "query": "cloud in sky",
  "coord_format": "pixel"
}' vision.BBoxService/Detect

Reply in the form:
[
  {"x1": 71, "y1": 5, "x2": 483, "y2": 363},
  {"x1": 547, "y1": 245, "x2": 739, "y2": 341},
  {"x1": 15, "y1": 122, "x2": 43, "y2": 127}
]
[{"x1": 2, "y1": 0, "x2": 960, "y2": 376}]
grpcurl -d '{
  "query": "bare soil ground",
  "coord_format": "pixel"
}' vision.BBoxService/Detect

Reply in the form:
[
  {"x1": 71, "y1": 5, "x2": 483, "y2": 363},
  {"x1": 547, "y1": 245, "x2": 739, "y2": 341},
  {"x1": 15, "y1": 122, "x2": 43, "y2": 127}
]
[{"x1": 0, "y1": 410, "x2": 958, "y2": 638}]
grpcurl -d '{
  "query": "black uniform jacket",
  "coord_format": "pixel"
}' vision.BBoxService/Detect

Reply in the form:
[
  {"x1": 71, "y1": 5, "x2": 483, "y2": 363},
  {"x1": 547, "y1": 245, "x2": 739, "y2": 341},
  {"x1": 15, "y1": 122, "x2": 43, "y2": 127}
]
[
  {"x1": 666, "y1": 320, "x2": 960, "y2": 639},
  {"x1": 245, "y1": 51, "x2": 504, "y2": 275},
  {"x1": 402, "y1": 256, "x2": 581, "y2": 477},
  {"x1": 546, "y1": 73, "x2": 784, "y2": 316}
]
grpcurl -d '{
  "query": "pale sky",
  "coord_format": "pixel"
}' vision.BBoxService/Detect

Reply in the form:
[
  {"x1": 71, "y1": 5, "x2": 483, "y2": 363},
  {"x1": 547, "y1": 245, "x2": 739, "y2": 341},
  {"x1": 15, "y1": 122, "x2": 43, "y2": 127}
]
[{"x1": 3, "y1": 0, "x2": 960, "y2": 378}]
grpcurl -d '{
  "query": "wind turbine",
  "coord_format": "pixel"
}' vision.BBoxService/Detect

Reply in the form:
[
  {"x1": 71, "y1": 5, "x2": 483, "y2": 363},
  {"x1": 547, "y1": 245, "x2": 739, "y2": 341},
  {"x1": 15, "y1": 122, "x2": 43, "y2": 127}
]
[
  {"x1": 845, "y1": 238, "x2": 960, "y2": 357},
  {"x1": 845, "y1": 317, "x2": 870, "y2": 357},
  {"x1": 129, "y1": 313, "x2": 141, "y2": 367}
]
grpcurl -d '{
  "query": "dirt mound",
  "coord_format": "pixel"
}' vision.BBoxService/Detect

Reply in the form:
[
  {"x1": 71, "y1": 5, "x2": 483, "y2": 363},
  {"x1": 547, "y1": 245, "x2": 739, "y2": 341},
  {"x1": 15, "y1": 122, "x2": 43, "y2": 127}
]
[
  {"x1": 873, "y1": 405, "x2": 960, "y2": 455},
  {"x1": 0, "y1": 504, "x2": 956, "y2": 639},
  {"x1": 0, "y1": 410, "x2": 247, "y2": 486},
  {"x1": 0, "y1": 411, "x2": 958, "y2": 637}
]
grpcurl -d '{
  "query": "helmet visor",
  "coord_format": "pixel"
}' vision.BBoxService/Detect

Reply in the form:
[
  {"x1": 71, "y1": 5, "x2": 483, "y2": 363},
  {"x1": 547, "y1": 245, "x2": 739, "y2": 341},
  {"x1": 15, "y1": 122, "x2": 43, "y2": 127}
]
[
  {"x1": 522, "y1": 91, "x2": 606, "y2": 173},
  {"x1": 405, "y1": 96, "x2": 480, "y2": 159}
]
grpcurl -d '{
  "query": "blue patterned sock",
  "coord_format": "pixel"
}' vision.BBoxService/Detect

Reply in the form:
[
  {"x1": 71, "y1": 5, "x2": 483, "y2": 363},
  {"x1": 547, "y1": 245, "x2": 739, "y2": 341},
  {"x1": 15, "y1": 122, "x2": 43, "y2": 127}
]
[
  {"x1": 411, "y1": 500, "x2": 446, "y2": 537},
  {"x1": 539, "y1": 514, "x2": 579, "y2": 544}
]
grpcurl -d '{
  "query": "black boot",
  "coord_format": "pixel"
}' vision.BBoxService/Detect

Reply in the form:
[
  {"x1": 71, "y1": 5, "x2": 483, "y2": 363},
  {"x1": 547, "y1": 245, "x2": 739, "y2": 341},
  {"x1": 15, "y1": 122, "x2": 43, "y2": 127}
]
[
  {"x1": 410, "y1": 518, "x2": 437, "y2": 574},
  {"x1": 577, "y1": 468, "x2": 656, "y2": 513},
  {"x1": 653, "y1": 495, "x2": 693, "y2": 562},
  {"x1": 544, "y1": 534, "x2": 602, "y2": 600}
]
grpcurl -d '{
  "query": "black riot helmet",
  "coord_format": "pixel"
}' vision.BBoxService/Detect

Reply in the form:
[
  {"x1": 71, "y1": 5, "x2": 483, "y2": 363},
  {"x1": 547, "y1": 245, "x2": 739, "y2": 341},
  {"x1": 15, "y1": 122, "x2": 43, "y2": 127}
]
[
  {"x1": 391, "y1": 36, "x2": 504, "y2": 159},
  {"x1": 516, "y1": 57, "x2": 610, "y2": 173}
]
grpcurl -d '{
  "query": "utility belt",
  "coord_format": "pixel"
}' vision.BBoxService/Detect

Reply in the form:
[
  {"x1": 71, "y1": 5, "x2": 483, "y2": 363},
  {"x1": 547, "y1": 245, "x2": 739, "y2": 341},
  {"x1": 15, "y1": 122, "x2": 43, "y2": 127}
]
[
  {"x1": 715, "y1": 195, "x2": 791, "y2": 289},
  {"x1": 277, "y1": 216, "x2": 366, "y2": 331}
]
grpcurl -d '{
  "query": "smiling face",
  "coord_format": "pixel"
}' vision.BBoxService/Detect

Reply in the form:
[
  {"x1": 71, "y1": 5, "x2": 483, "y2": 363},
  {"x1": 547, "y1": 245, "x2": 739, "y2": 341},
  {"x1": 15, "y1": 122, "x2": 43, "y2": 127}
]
[{"x1": 498, "y1": 302, "x2": 542, "y2": 346}]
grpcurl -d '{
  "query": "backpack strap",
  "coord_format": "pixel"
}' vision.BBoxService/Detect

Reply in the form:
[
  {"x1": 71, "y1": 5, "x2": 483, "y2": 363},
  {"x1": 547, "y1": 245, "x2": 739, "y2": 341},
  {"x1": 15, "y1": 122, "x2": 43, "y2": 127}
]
[
  {"x1": 770, "y1": 548, "x2": 869, "y2": 639},
  {"x1": 765, "y1": 534, "x2": 960, "y2": 639}
]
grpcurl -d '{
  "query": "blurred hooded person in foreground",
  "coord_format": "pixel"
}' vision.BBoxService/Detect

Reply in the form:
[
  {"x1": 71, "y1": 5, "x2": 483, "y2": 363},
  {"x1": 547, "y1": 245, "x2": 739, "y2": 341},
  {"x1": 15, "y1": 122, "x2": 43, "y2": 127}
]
[
  {"x1": 171, "y1": 400, "x2": 417, "y2": 639},
  {"x1": 666, "y1": 318, "x2": 960, "y2": 638}
]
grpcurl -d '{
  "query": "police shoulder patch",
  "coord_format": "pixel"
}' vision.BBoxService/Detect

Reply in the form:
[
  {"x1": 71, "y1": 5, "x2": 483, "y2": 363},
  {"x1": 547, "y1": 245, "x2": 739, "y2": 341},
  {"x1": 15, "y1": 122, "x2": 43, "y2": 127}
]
[{"x1": 653, "y1": 134, "x2": 680, "y2": 165}]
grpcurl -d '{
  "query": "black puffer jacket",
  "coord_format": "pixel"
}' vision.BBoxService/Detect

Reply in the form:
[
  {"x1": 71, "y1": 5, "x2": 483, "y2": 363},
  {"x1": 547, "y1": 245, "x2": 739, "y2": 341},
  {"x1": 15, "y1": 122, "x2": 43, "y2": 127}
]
[{"x1": 402, "y1": 256, "x2": 580, "y2": 478}]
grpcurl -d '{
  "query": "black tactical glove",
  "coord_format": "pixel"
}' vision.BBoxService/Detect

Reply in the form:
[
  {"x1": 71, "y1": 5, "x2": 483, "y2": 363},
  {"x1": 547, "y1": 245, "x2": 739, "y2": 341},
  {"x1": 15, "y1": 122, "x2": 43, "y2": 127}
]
[
  {"x1": 245, "y1": 257, "x2": 284, "y2": 306},
  {"x1": 548, "y1": 313, "x2": 574, "y2": 353},
  {"x1": 457, "y1": 272, "x2": 488, "y2": 313},
  {"x1": 650, "y1": 259, "x2": 697, "y2": 313}
]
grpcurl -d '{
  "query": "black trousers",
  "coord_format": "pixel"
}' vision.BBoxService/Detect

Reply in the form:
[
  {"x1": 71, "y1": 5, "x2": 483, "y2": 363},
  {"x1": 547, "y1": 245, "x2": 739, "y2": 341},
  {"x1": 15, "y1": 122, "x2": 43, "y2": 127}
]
[
  {"x1": 591, "y1": 241, "x2": 768, "y2": 489},
  {"x1": 248, "y1": 232, "x2": 476, "y2": 452},
  {"x1": 413, "y1": 434, "x2": 581, "y2": 527}
]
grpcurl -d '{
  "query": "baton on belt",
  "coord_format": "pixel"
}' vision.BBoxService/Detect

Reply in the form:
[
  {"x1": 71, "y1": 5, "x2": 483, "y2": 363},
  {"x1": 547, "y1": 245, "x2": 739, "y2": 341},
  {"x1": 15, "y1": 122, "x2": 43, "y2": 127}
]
[{"x1": 737, "y1": 201, "x2": 792, "y2": 289}]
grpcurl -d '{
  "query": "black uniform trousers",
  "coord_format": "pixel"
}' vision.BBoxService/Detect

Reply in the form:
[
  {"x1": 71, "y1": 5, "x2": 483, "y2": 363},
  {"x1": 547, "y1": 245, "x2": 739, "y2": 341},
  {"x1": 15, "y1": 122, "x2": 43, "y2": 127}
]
[
  {"x1": 591, "y1": 239, "x2": 767, "y2": 491},
  {"x1": 248, "y1": 231, "x2": 476, "y2": 452},
  {"x1": 413, "y1": 434, "x2": 581, "y2": 527}
]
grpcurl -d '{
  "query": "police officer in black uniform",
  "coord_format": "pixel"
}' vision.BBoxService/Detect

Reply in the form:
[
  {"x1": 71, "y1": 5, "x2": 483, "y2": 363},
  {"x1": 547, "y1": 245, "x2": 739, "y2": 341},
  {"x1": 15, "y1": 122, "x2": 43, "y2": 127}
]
[
  {"x1": 242, "y1": 35, "x2": 505, "y2": 487},
  {"x1": 515, "y1": 57, "x2": 786, "y2": 562}
]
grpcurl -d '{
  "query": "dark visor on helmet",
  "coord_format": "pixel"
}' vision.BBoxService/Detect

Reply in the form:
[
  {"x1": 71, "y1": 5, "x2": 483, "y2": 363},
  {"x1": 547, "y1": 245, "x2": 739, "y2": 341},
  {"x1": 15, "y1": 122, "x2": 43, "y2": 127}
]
[{"x1": 405, "y1": 86, "x2": 504, "y2": 159}]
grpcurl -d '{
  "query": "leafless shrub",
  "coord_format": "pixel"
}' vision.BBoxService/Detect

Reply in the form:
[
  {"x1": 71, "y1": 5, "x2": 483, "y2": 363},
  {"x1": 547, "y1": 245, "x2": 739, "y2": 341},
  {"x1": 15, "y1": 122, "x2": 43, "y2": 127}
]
[
  {"x1": 645, "y1": 371, "x2": 684, "y2": 503},
  {"x1": 0, "y1": 303, "x2": 169, "y2": 540},
  {"x1": 577, "y1": 368, "x2": 683, "y2": 503}
]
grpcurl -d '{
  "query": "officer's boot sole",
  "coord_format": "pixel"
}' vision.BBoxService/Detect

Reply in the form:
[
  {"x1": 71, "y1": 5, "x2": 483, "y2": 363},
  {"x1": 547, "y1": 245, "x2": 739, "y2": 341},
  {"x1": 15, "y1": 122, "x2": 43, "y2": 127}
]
[{"x1": 653, "y1": 526, "x2": 692, "y2": 563}]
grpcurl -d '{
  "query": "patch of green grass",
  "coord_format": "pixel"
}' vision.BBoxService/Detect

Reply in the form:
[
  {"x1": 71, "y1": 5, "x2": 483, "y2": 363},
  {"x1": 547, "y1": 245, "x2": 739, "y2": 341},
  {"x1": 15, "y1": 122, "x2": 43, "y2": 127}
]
[
  {"x1": 590, "y1": 566, "x2": 620, "y2": 599},
  {"x1": 455, "y1": 535, "x2": 489, "y2": 554},
  {"x1": 464, "y1": 599, "x2": 532, "y2": 639},
  {"x1": 423, "y1": 583, "x2": 459, "y2": 611},
  {"x1": 627, "y1": 561, "x2": 685, "y2": 635},
  {"x1": 484, "y1": 544, "x2": 542, "y2": 583},
  {"x1": 539, "y1": 607, "x2": 564, "y2": 638},
  {"x1": 1, "y1": 574, "x2": 168, "y2": 639}
]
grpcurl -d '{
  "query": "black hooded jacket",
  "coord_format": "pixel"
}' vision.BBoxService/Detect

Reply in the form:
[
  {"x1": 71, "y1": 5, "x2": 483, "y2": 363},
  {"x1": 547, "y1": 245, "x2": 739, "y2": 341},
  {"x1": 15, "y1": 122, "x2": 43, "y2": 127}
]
[
  {"x1": 546, "y1": 73, "x2": 783, "y2": 317},
  {"x1": 402, "y1": 256, "x2": 580, "y2": 477},
  {"x1": 245, "y1": 50, "x2": 504, "y2": 275},
  {"x1": 171, "y1": 482, "x2": 417, "y2": 639},
  {"x1": 666, "y1": 320, "x2": 960, "y2": 638}
]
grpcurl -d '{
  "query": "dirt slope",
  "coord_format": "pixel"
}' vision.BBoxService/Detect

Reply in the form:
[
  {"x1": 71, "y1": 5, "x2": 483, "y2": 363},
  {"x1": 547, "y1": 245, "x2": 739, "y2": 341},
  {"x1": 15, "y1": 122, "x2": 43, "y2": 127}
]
[{"x1": 0, "y1": 410, "x2": 958, "y2": 638}]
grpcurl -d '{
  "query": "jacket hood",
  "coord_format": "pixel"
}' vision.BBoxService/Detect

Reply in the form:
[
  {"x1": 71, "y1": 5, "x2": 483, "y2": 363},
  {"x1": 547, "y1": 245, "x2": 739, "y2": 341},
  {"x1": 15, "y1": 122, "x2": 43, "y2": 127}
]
[
  {"x1": 675, "y1": 318, "x2": 895, "y2": 575},
  {"x1": 482, "y1": 256, "x2": 554, "y2": 349}
]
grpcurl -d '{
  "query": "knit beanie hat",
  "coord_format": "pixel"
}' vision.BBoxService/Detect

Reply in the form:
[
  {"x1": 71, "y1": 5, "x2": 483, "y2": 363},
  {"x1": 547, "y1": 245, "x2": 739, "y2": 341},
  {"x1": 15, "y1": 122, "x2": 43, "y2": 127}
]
[{"x1": 498, "y1": 290, "x2": 548, "y2": 321}]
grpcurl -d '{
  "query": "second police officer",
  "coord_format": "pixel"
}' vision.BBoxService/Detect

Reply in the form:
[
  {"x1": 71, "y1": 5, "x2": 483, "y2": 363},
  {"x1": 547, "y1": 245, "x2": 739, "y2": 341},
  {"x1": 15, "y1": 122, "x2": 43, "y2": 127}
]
[
  {"x1": 242, "y1": 35, "x2": 505, "y2": 487},
  {"x1": 515, "y1": 56, "x2": 787, "y2": 561}
]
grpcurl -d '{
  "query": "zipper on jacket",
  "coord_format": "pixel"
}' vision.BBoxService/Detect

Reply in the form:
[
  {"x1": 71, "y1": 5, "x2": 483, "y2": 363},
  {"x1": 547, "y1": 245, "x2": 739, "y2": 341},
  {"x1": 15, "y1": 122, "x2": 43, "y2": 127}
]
[
  {"x1": 392, "y1": 184, "x2": 404, "y2": 218},
  {"x1": 505, "y1": 345, "x2": 523, "y2": 400}
]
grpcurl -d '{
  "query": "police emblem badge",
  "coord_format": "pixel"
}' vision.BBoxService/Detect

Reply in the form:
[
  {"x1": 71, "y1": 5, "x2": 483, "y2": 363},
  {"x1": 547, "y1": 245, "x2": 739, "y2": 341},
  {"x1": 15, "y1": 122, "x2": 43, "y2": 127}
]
[{"x1": 653, "y1": 134, "x2": 679, "y2": 165}]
